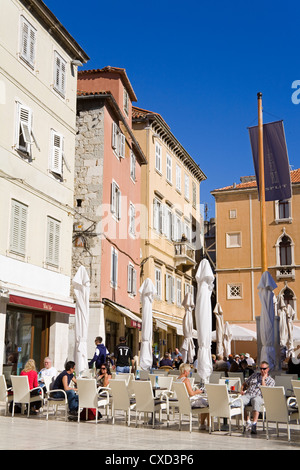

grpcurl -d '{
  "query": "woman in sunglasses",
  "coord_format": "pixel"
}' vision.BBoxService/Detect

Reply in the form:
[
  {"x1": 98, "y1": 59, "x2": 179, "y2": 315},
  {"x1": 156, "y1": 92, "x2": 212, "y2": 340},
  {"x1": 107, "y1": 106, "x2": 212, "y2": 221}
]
[
  {"x1": 97, "y1": 364, "x2": 112, "y2": 388},
  {"x1": 231, "y1": 361, "x2": 275, "y2": 434}
]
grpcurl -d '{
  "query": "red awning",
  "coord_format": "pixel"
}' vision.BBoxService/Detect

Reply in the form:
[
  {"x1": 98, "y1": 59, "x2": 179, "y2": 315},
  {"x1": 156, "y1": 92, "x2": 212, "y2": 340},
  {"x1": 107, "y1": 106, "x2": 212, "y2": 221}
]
[{"x1": 9, "y1": 295, "x2": 75, "y2": 315}]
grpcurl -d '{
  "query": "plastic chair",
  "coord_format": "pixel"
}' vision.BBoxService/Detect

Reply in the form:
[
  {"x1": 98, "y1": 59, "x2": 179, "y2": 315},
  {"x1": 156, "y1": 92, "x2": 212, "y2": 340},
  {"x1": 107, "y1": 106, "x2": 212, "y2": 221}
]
[
  {"x1": 46, "y1": 384, "x2": 68, "y2": 421},
  {"x1": 227, "y1": 372, "x2": 245, "y2": 384},
  {"x1": 168, "y1": 369, "x2": 180, "y2": 376},
  {"x1": 109, "y1": 379, "x2": 136, "y2": 426},
  {"x1": 132, "y1": 380, "x2": 167, "y2": 428},
  {"x1": 205, "y1": 383, "x2": 244, "y2": 435},
  {"x1": 291, "y1": 380, "x2": 300, "y2": 392},
  {"x1": 77, "y1": 378, "x2": 110, "y2": 423},
  {"x1": 219, "y1": 377, "x2": 242, "y2": 392},
  {"x1": 275, "y1": 375, "x2": 296, "y2": 397},
  {"x1": 171, "y1": 382, "x2": 209, "y2": 433},
  {"x1": 209, "y1": 371, "x2": 224, "y2": 384},
  {"x1": 11, "y1": 375, "x2": 44, "y2": 418},
  {"x1": 0, "y1": 375, "x2": 13, "y2": 416},
  {"x1": 262, "y1": 386, "x2": 299, "y2": 441}
]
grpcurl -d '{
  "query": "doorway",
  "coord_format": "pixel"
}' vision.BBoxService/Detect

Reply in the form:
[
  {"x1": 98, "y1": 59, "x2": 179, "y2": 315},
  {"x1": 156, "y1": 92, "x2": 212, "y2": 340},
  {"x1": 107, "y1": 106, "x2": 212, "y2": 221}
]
[{"x1": 5, "y1": 307, "x2": 50, "y2": 373}]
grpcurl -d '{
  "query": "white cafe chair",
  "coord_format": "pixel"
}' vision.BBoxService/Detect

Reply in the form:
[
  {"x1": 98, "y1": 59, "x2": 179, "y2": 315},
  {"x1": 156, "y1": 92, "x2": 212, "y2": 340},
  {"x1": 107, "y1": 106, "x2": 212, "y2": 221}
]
[
  {"x1": 0, "y1": 375, "x2": 13, "y2": 416},
  {"x1": 109, "y1": 379, "x2": 136, "y2": 426},
  {"x1": 262, "y1": 386, "x2": 299, "y2": 441},
  {"x1": 132, "y1": 380, "x2": 167, "y2": 428},
  {"x1": 171, "y1": 382, "x2": 209, "y2": 433},
  {"x1": 11, "y1": 375, "x2": 44, "y2": 418},
  {"x1": 205, "y1": 383, "x2": 244, "y2": 435},
  {"x1": 77, "y1": 378, "x2": 110, "y2": 424}
]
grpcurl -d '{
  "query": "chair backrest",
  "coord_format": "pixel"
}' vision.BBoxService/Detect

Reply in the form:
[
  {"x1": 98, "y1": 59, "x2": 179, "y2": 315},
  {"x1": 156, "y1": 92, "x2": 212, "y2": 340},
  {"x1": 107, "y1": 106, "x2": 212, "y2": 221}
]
[
  {"x1": 132, "y1": 380, "x2": 156, "y2": 413},
  {"x1": 137, "y1": 370, "x2": 150, "y2": 380},
  {"x1": 191, "y1": 372, "x2": 201, "y2": 383},
  {"x1": 149, "y1": 375, "x2": 173, "y2": 391},
  {"x1": 292, "y1": 386, "x2": 300, "y2": 409},
  {"x1": 172, "y1": 382, "x2": 192, "y2": 414},
  {"x1": 275, "y1": 375, "x2": 294, "y2": 395},
  {"x1": 11, "y1": 376, "x2": 30, "y2": 403},
  {"x1": 43, "y1": 375, "x2": 54, "y2": 392},
  {"x1": 0, "y1": 375, "x2": 8, "y2": 401},
  {"x1": 109, "y1": 379, "x2": 130, "y2": 409},
  {"x1": 227, "y1": 372, "x2": 244, "y2": 384},
  {"x1": 291, "y1": 379, "x2": 300, "y2": 390},
  {"x1": 80, "y1": 369, "x2": 94, "y2": 378},
  {"x1": 261, "y1": 386, "x2": 288, "y2": 422},
  {"x1": 77, "y1": 379, "x2": 98, "y2": 408},
  {"x1": 205, "y1": 384, "x2": 231, "y2": 418},
  {"x1": 110, "y1": 375, "x2": 130, "y2": 386},
  {"x1": 156, "y1": 369, "x2": 169, "y2": 376},
  {"x1": 219, "y1": 377, "x2": 241, "y2": 392},
  {"x1": 168, "y1": 369, "x2": 180, "y2": 376},
  {"x1": 209, "y1": 371, "x2": 223, "y2": 384}
]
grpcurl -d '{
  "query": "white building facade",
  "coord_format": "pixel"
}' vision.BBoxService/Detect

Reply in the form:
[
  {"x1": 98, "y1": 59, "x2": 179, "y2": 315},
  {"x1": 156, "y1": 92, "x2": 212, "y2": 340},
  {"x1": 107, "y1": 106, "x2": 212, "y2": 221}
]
[{"x1": 0, "y1": 0, "x2": 89, "y2": 374}]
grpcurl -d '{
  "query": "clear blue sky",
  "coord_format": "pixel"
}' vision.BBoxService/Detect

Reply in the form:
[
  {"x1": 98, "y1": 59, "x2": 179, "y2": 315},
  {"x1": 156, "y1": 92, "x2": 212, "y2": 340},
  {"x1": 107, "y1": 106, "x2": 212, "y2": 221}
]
[{"x1": 45, "y1": 0, "x2": 300, "y2": 219}]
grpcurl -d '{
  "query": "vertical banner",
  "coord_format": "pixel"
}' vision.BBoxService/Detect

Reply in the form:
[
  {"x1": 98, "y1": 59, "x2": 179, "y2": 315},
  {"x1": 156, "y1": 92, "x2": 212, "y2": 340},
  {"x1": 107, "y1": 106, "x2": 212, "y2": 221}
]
[{"x1": 248, "y1": 120, "x2": 292, "y2": 201}]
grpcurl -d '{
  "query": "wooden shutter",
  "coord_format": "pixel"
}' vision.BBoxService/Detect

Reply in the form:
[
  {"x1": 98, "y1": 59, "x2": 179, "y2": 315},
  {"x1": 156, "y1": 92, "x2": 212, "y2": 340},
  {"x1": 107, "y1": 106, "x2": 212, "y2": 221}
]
[
  {"x1": 50, "y1": 130, "x2": 63, "y2": 175},
  {"x1": 10, "y1": 200, "x2": 27, "y2": 255}
]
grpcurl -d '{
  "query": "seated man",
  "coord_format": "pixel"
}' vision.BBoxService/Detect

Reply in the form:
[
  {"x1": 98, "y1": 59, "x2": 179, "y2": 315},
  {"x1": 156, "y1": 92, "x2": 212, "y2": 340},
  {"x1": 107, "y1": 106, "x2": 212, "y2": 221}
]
[
  {"x1": 159, "y1": 352, "x2": 173, "y2": 368},
  {"x1": 51, "y1": 361, "x2": 78, "y2": 415},
  {"x1": 231, "y1": 360, "x2": 275, "y2": 434},
  {"x1": 38, "y1": 357, "x2": 57, "y2": 387}
]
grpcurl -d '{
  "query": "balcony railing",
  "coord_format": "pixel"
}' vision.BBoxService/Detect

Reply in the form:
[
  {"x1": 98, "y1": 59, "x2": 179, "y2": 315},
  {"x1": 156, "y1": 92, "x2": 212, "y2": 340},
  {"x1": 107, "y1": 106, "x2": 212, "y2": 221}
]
[{"x1": 174, "y1": 241, "x2": 195, "y2": 269}]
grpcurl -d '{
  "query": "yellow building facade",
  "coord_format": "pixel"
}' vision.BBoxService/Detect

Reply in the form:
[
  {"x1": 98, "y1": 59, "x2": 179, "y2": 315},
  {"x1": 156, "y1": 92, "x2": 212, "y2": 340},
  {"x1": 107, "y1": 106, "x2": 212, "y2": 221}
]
[
  {"x1": 212, "y1": 170, "x2": 300, "y2": 334},
  {"x1": 132, "y1": 107, "x2": 206, "y2": 355}
]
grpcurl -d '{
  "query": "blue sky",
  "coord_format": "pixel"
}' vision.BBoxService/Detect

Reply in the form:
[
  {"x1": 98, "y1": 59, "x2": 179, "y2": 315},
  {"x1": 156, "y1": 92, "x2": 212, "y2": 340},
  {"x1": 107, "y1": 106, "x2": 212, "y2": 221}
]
[{"x1": 45, "y1": 0, "x2": 300, "y2": 218}]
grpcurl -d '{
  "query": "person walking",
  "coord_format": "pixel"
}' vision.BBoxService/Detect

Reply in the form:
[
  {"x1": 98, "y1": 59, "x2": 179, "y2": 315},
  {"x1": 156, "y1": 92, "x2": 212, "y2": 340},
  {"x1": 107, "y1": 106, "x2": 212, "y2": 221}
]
[{"x1": 89, "y1": 337, "x2": 107, "y2": 371}]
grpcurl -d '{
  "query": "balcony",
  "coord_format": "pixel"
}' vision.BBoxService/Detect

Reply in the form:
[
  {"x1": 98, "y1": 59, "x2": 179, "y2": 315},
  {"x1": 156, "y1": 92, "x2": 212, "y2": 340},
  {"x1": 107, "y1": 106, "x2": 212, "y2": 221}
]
[{"x1": 174, "y1": 241, "x2": 195, "y2": 270}]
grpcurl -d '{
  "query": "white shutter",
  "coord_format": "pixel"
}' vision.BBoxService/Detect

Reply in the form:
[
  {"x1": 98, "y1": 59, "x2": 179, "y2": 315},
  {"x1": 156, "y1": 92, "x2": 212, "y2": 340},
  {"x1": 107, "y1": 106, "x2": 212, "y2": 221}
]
[
  {"x1": 17, "y1": 103, "x2": 32, "y2": 153},
  {"x1": 171, "y1": 276, "x2": 175, "y2": 303},
  {"x1": 20, "y1": 16, "x2": 36, "y2": 67},
  {"x1": 111, "y1": 181, "x2": 116, "y2": 214},
  {"x1": 54, "y1": 51, "x2": 66, "y2": 96},
  {"x1": 10, "y1": 200, "x2": 27, "y2": 255},
  {"x1": 132, "y1": 268, "x2": 137, "y2": 295},
  {"x1": 119, "y1": 133, "x2": 125, "y2": 158},
  {"x1": 127, "y1": 265, "x2": 132, "y2": 293},
  {"x1": 165, "y1": 274, "x2": 169, "y2": 302},
  {"x1": 50, "y1": 130, "x2": 63, "y2": 175},
  {"x1": 46, "y1": 217, "x2": 60, "y2": 266},
  {"x1": 112, "y1": 122, "x2": 118, "y2": 149}
]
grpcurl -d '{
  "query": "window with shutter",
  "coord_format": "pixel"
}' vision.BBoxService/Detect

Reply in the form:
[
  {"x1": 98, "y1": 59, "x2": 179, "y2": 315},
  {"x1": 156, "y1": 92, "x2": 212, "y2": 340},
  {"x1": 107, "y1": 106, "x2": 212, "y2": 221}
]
[
  {"x1": 50, "y1": 130, "x2": 63, "y2": 176},
  {"x1": 46, "y1": 217, "x2": 60, "y2": 266},
  {"x1": 130, "y1": 151, "x2": 136, "y2": 181},
  {"x1": 20, "y1": 16, "x2": 36, "y2": 68},
  {"x1": 112, "y1": 122, "x2": 118, "y2": 150},
  {"x1": 16, "y1": 103, "x2": 33, "y2": 155},
  {"x1": 111, "y1": 247, "x2": 118, "y2": 288},
  {"x1": 166, "y1": 273, "x2": 175, "y2": 303},
  {"x1": 127, "y1": 264, "x2": 137, "y2": 295},
  {"x1": 166, "y1": 154, "x2": 172, "y2": 183},
  {"x1": 10, "y1": 200, "x2": 28, "y2": 256},
  {"x1": 176, "y1": 164, "x2": 181, "y2": 192},
  {"x1": 111, "y1": 181, "x2": 121, "y2": 220},
  {"x1": 155, "y1": 142, "x2": 162, "y2": 173},
  {"x1": 155, "y1": 268, "x2": 162, "y2": 300},
  {"x1": 119, "y1": 133, "x2": 125, "y2": 158},
  {"x1": 54, "y1": 51, "x2": 66, "y2": 97},
  {"x1": 129, "y1": 203, "x2": 136, "y2": 236}
]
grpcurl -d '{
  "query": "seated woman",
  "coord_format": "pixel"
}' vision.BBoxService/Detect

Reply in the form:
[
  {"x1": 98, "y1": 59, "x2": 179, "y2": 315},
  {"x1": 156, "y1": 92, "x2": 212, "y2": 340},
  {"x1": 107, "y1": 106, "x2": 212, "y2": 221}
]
[
  {"x1": 176, "y1": 362, "x2": 209, "y2": 429},
  {"x1": 20, "y1": 359, "x2": 43, "y2": 414},
  {"x1": 97, "y1": 363, "x2": 112, "y2": 388}
]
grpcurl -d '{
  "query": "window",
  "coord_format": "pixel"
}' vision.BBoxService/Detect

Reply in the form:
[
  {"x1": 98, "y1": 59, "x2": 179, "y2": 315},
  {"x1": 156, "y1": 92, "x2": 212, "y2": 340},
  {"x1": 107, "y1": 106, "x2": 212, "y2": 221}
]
[
  {"x1": 165, "y1": 206, "x2": 173, "y2": 241},
  {"x1": 20, "y1": 16, "x2": 36, "y2": 68},
  {"x1": 227, "y1": 284, "x2": 242, "y2": 299},
  {"x1": 153, "y1": 198, "x2": 162, "y2": 233},
  {"x1": 127, "y1": 264, "x2": 136, "y2": 295},
  {"x1": 229, "y1": 209, "x2": 237, "y2": 219},
  {"x1": 226, "y1": 232, "x2": 242, "y2": 248},
  {"x1": 175, "y1": 215, "x2": 182, "y2": 242},
  {"x1": 10, "y1": 200, "x2": 28, "y2": 256},
  {"x1": 155, "y1": 267, "x2": 162, "y2": 300},
  {"x1": 155, "y1": 142, "x2": 162, "y2": 173},
  {"x1": 275, "y1": 199, "x2": 292, "y2": 222},
  {"x1": 50, "y1": 130, "x2": 64, "y2": 177},
  {"x1": 184, "y1": 174, "x2": 189, "y2": 200},
  {"x1": 111, "y1": 247, "x2": 118, "y2": 288},
  {"x1": 176, "y1": 278, "x2": 182, "y2": 306},
  {"x1": 129, "y1": 202, "x2": 136, "y2": 236},
  {"x1": 123, "y1": 88, "x2": 129, "y2": 116},
  {"x1": 111, "y1": 122, "x2": 125, "y2": 158},
  {"x1": 54, "y1": 51, "x2": 66, "y2": 97},
  {"x1": 46, "y1": 217, "x2": 60, "y2": 266},
  {"x1": 166, "y1": 273, "x2": 175, "y2": 303},
  {"x1": 111, "y1": 181, "x2": 121, "y2": 220},
  {"x1": 176, "y1": 164, "x2": 181, "y2": 192},
  {"x1": 166, "y1": 154, "x2": 172, "y2": 183},
  {"x1": 16, "y1": 102, "x2": 33, "y2": 155},
  {"x1": 280, "y1": 235, "x2": 292, "y2": 266},
  {"x1": 130, "y1": 151, "x2": 136, "y2": 181},
  {"x1": 192, "y1": 182, "x2": 197, "y2": 208}
]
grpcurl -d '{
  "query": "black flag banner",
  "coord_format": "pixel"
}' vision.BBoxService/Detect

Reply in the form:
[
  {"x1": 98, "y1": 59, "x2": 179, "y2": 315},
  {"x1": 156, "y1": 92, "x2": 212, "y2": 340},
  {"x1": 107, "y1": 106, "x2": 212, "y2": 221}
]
[{"x1": 248, "y1": 120, "x2": 292, "y2": 201}]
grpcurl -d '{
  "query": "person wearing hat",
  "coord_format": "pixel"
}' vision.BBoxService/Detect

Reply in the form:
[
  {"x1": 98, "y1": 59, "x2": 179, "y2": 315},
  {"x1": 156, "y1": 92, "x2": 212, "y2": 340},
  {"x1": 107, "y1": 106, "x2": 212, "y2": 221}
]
[
  {"x1": 229, "y1": 355, "x2": 242, "y2": 372},
  {"x1": 245, "y1": 353, "x2": 255, "y2": 366}
]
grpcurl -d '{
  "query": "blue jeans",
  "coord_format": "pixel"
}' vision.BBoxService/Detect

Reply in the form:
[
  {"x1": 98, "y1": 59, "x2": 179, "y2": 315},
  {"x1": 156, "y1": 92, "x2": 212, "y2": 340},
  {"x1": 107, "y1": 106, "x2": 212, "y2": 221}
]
[
  {"x1": 116, "y1": 365, "x2": 130, "y2": 373},
  {"x1": 53, "y1": 390, "x2": 78, "y2": 412}
]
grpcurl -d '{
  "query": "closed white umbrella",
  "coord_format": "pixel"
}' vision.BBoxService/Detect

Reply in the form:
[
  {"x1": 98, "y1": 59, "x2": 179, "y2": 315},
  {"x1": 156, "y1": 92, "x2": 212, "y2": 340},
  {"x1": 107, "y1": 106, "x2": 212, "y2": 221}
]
[
  {"x1": 286, "y1": 304, "x2": 296, "y2": 356},
  {"x1": 223, "y1": 321, "x2": 233, "y2": 357},
  {"x1": 73, "y1": 266, "x2": 90, "y2": 375},
  {"x1": 258, "y1": 271, "x2": 277, "y2": 370},
  {"x1": 195, "y1": 259, "x2": 214, "y2": 383},
  {"x1": 213, "y1": 303, "x2": 224, "y2": 357},
  {"x1": 181, "y1": 292, "x2": 195, "y2": 363},
  {"x1": 139, "y1": 278, "x2": 156, "y2": 370},
  {"x1": 278, "y1": 294, "x2": 288, "y2": 348}
]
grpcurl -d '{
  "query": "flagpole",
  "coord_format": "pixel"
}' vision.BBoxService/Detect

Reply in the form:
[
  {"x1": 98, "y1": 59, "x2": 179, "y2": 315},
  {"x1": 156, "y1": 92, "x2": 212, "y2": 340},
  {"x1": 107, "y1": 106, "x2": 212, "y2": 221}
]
[{"x1": 257, "y1": 92, "x2": 267, "y2": 273}]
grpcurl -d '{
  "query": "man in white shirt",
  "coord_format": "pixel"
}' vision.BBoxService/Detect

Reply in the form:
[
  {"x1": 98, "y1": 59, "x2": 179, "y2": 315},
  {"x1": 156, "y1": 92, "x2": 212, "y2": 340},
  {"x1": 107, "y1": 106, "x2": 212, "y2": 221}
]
[{"x1": 39, "y1": 357, "x2": 57, "y2": 384}]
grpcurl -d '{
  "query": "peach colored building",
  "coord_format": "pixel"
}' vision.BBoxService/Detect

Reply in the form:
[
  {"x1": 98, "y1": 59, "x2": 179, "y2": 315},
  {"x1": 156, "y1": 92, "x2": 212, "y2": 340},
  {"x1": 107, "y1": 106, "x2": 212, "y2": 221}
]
[
  {"x1": 72, "y1": 67, "x2": 147, "y2": 358},
  {"x1": 211, "y1": 169, "x2": 300, "y2": 358}
]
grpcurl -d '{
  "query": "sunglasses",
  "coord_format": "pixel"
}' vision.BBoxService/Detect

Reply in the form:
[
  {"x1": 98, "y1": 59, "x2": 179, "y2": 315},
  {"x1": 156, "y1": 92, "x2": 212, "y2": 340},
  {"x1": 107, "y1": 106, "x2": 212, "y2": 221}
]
[{"x1": 260, "y1": 367, "x2": 268, "y2": 370}]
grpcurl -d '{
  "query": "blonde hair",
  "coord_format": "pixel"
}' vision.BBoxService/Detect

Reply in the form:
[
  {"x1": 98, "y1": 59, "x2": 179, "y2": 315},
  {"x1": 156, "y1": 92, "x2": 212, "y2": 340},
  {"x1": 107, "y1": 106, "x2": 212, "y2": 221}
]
[
  {"x1": 179, "y1": 362, "x2": 190, "y2": 374},
  {"x1": 23, "y1": 359, "x2": 37, "y2": 373}
]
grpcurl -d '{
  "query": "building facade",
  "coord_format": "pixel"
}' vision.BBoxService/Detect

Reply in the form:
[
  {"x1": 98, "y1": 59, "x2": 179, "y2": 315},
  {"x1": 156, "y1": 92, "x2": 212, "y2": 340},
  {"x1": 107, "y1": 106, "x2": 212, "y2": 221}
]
[
  {"x1": 132, "y1": 107, "x2": 206, "y2": 356},
  {"x1": 211, "y1": 170, "x2": 300, "y2": 331},
  {"x1": 0, "y1": 0, "x2": 88, "y2": 375},
  {"x1": 72, "y1": 67, "x2": 147, "y2": 360}
]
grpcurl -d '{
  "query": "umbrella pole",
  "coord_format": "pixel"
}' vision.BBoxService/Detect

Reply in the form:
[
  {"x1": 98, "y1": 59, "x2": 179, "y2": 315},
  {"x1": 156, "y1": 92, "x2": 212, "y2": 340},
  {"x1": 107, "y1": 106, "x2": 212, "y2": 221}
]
[{"x1": 257, "y1": 92, "x2": 267, "y2": 274}]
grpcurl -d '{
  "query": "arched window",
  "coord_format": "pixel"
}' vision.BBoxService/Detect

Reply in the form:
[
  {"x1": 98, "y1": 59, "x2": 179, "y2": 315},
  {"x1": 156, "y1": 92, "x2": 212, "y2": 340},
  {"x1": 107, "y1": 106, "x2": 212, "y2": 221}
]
[{"x1": 279, "y1": 235, "x2": 292, "y2": 266}]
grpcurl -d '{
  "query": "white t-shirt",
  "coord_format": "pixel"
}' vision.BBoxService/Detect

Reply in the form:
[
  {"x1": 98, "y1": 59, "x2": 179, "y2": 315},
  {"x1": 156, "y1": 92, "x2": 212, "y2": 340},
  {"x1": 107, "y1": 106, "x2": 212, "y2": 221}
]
[{"x1": 39, "y1": 366, "x2": 57, "y2": 381}]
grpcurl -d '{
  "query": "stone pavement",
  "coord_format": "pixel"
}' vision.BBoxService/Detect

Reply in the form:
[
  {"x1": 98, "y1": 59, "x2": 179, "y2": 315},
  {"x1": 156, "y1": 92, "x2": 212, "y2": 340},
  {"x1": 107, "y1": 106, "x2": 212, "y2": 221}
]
[{"x1": 0, "y1": 409, "x2": 299, "y2": 452}]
